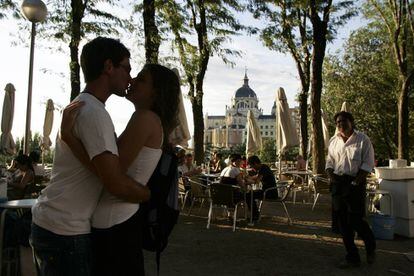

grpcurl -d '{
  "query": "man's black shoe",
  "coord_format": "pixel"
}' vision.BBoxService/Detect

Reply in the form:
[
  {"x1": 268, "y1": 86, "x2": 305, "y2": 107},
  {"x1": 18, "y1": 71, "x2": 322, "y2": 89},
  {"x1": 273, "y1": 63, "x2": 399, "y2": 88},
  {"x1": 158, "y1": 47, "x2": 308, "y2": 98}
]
[
  {"x1": 336, "y1": 260, "x2": 361, "y2": 269},
  {"x1": 367, "y1": 251, "x2": 376, "y2": 264}
]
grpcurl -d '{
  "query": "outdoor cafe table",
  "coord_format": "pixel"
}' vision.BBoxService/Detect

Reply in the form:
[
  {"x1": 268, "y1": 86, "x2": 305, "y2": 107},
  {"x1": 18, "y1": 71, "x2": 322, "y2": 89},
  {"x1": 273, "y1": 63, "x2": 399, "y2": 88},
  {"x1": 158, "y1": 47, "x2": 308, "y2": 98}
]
[
  {"x1": 282, "y1": 170, "x2": 313, "y2": 182},
  {"x1": 200, "y1": 173, "x2": 220, "y2": 185},
  {"x1": 0, "y1": 199, "x2": 37, "y2": 275}
]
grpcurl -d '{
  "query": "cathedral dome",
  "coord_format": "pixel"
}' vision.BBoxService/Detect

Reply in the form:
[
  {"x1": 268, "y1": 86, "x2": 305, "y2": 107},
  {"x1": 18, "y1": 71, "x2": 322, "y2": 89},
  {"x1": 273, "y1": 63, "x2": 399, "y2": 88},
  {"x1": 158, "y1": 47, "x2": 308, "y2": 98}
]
[{"x1": 234, "y1": 73, "x2": 256, "y2": 98}]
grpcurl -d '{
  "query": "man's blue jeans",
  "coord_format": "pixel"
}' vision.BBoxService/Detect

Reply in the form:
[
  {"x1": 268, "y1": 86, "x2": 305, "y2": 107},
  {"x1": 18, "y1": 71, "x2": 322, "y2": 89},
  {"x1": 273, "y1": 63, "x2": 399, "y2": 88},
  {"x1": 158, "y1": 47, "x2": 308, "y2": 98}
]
[{"x1": 30, "y1": 223, "x2": 92, "y2": 276}]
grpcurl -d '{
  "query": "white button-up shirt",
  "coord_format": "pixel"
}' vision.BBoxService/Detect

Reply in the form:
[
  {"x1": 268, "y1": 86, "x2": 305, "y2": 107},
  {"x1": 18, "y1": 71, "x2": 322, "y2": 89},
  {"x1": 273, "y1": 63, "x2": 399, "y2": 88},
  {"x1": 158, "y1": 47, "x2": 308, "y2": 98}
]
[{"x1": 326, "y1": 130, "x2": 375, "y2": 177}]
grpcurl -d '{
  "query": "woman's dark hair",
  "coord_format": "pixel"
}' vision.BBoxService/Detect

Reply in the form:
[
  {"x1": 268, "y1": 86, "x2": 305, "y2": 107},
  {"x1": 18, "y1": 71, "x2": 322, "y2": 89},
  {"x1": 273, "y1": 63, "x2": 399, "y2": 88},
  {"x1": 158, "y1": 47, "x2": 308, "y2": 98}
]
[
  {"x1": 14, "y1": 154, "x2": 34, "y2": 172},
  {"x1": 334, "y1": 111, "x2": 355, "y2": 129},
  {"x1": 81, "y1": 37, "x2": 130, "y2": 82},
  {"x1": 230, "y1": 153, "x2": 242, "y2": 163},
  {"x1": 142, "y1": 64, "x2": 180, "y2": 149}
]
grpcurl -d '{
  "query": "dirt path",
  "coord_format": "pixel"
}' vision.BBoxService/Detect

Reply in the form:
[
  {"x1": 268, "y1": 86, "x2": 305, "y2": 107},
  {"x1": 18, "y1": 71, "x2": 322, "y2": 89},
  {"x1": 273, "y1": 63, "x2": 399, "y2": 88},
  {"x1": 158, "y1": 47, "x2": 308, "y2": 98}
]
[{"x1": 144, "y1": 198, "x2": 414, "y2": 276}]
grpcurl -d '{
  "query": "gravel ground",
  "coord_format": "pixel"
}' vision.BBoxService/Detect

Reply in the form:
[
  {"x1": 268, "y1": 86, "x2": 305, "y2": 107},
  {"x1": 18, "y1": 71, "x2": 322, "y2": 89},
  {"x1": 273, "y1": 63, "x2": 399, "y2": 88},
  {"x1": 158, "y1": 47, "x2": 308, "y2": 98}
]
[{"x1": 144, "y1": 195, "x2": 414, "y2": 276}]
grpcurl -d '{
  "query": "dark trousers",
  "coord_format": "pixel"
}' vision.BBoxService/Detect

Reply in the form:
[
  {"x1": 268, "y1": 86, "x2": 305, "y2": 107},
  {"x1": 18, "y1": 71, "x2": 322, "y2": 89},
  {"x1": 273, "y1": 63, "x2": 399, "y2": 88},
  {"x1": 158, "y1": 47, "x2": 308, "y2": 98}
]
[
  {"x1": 331, "y1": 174, "x2": 376, "y2": 262},
  {"x1": 246, "y1": 190, "x2": 264, "y2": 219},
  {"x1": 91, "y1": 210, "x2": 145, "y2": 276},
  {"x1": 31, "y1": 223, "x2": 92, "y2": 276}
]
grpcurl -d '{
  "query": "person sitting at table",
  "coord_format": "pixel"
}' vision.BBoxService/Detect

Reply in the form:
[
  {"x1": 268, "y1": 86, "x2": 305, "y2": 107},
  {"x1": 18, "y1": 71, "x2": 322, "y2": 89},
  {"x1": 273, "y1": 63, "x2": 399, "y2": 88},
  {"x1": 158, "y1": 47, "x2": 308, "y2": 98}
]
[
  {"x1": 246, "y1": 155, "x2": 278, "y2": 221},
  {"x1": 296, "y1": 155, "x2": 307, "y2": 171},
  {"x1": 178, "y1": 153, "x2": 202, "y2": 178},
  {"x1": 8, "y1": 154, "x2": 35, "y2": 200},
  {"x1": 220, "y1": 154, "x2": 245, "y2": 207},
  {"x1": 209, "y1": 151, "x2": 218, "y2": 170},
  {"x1": 211, "y1": 153, "x2": 227, "y2": 173},
  {"x1": 29, "y1": 150, "x2": 45, "y2": 177}
]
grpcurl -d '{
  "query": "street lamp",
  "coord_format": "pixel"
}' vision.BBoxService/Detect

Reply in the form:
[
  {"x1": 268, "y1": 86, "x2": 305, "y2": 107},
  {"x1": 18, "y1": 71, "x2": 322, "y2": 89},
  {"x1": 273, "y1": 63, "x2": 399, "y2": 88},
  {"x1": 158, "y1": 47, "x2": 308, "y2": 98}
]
[{"x1": 21, "y1": 0, "x2": 47, "y2": 155}]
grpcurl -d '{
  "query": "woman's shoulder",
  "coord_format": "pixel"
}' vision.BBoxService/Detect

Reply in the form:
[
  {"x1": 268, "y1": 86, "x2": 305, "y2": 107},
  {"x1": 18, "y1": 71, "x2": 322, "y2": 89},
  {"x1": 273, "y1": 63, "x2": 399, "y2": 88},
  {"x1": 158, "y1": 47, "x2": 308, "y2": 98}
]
[
  {"x1": 130, "y1": 110, "x2": 162, "y2": 129},
  {"x1": 133, "y1": 109, "x2": 160, "y2": 121}
]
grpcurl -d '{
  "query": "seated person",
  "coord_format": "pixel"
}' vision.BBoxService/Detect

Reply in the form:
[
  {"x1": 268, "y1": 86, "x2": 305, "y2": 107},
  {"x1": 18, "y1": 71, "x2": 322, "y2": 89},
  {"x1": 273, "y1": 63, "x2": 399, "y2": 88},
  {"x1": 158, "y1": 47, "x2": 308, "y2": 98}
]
[
  {"x1": 240, "y1": 156, "x2": 247, "y2": 170},
  {"x1": 296, "y1": 155, "x2": 307, "y2": 171},
  {"x1": 178, "y1": 153, "x2": 202, "y2": 178},
  {"x1": 211, "y1": 153, "x2": 227, "y2": 173},
  {"x1": 178, "y1": 153, "x2": 202, "y2": 189},
  {"x1": 175, "y1": 147, "x2": 186, "y2": 167},
  {"x1": 220, "y1": 154, "x2": 245, "y2": 204},
  {"x1": 8, "y1": 154, "x2": 35, "y2": 200},
  {"x1": 209, "y1": 151, "x2": 218, "y2": 170},
  {"x1": 246, "y1": 155, "x2": 278, "y2": 221},
  {"x1": 29, "y1": 150, "x2": 45, "y2": 177}
]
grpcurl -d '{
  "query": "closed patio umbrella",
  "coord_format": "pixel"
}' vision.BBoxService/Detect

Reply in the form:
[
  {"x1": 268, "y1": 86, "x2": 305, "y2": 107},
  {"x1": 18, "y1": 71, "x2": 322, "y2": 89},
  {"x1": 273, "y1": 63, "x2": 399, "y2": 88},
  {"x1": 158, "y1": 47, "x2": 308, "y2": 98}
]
[
  {"x1": 341, "y1": 101, "x2": 349, "y2": 112},
  {"x1": 169, "y1": 68, "x2": 191, "y2": 148},
  {"x1": 276, "y1": 87, "x2": 299, "y2": 173},
  {"x1": 41, "y1": 99, "x2": 54, "y2": 151},
  {"x1": 1, "y1": 83, "x2": 16, "y2": 155},
  {"x1": 246, "y1": 109, "x2": 262, "y2": 157}
]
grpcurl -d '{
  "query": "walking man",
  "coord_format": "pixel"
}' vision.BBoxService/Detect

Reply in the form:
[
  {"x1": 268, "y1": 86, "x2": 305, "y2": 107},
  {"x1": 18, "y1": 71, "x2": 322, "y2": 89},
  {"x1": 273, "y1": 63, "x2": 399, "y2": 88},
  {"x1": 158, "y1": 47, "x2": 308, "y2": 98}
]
[
  {"x1": 326, "y1": 111, "x2": 376, "y2": 268},
  {"x1": 31, "y1": 37, "x2": 150, "y2": 276}
]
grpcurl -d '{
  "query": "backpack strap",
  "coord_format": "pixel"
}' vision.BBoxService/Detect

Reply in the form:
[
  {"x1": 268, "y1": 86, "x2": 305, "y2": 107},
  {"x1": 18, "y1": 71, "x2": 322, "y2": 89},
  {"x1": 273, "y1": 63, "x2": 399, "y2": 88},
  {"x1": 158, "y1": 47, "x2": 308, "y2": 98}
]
[{"x1": 156, "y1": 250, "x2": 161, "y2": 276}]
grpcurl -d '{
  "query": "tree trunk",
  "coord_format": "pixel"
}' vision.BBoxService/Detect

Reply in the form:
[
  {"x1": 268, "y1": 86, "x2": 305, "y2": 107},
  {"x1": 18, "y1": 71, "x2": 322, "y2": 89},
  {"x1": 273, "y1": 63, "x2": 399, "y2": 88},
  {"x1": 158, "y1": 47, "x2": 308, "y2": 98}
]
[
  {"x1": 398, "y1": 77, "x2": 410, "y2": 160},
  {"x1": 299, "y1": 89, "x2": 308, "y2": 157},
  {"x1": 143, "y1": 0, "x2": 160, "y2": 64},
  {"x1": 192, "y1": 92, "x2": 204, "y2": 165},
  {"x1": 69, "y1": 0, "x2": 84, "y2": 101},
  {"x1": 310, "y1": 21, "x2": 327, "y2": 174}
]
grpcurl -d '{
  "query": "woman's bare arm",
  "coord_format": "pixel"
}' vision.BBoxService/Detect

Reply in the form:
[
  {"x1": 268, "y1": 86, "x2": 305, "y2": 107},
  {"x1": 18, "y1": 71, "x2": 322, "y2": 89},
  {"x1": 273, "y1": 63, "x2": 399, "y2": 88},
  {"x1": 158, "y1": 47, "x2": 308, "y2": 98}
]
[{"x1": 60, "y1": 101, "x2": 98, "y2": 174}]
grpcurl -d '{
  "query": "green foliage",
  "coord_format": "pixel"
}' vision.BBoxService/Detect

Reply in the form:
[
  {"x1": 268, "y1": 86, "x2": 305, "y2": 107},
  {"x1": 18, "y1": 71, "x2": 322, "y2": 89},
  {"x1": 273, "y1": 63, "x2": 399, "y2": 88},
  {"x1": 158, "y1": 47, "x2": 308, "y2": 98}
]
[
  {"x1": 259, "y1": 139, "x2": 276, "y2": 163},
  {"x1": 40, "y1": 1, "x2": 131, "y2": 44},
  {"x1": 158, "y1": 0, "x2": 247, "y2": 83},
  {"x1": 14, "y1": 132, "x2": 54, "y2": 163},
  {"x1": 0, "y1": 0, "x2": 20, "y2": 19},
  {"x1": 322, "y1": 24, "x2": 404, "y2": 159}
]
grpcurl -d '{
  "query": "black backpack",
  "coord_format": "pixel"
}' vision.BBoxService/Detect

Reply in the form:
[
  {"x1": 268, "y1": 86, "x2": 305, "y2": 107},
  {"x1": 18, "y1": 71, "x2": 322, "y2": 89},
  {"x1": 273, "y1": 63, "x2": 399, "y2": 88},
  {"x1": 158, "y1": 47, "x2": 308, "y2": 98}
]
[{"x1": 139, "y1": 151, "x2": 180, "y2": 274}]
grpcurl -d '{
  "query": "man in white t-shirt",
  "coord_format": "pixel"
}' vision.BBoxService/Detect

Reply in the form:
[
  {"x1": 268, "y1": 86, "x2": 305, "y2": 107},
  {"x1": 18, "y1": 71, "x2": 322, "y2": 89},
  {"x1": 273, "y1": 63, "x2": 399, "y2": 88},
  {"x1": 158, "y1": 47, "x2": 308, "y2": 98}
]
[
  {"x1": 31, "y1": 37, "x2": 150, "y2": 276},
  {"x1": 178, "y1": 153, "x2": 202, "y2": 178}
]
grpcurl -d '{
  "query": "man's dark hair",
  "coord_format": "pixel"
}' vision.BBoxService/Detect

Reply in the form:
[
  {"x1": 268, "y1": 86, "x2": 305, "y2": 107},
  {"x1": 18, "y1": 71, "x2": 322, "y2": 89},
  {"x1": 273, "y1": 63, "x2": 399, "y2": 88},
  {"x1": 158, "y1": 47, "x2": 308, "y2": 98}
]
[
  {"x1": 247, "y1": 155, "x2": 261, "y2": 166},
  {"x1": 29, "y1": 150, "x2": 41, "y2": 163},
  {"x1": 80, "y1": 37, "x2": 130, "y2": 82},
  {"x1": 185, "y1": 153, "x2": 193, "y2": 158},
  {"x1": 230, "y1": 153, "x2": 242, "y2": 163},
  {"x1": 334, "y1": 111, "x2": 355, "y2": 128},
  {"x1": 216, "y1": 153, "x2": 223, "y2": 159}
]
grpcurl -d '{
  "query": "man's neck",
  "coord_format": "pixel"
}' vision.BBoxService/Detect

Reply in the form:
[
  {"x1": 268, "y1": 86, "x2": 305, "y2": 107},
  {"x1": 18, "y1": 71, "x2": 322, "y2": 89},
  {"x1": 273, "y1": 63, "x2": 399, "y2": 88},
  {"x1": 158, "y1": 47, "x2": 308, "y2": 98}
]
[
  {"x1": 84, "y1": 80, "x2": 111, "y2": 104},
  {"x1": 340, "y1": 129, "x2": 354, "y2": 142}
]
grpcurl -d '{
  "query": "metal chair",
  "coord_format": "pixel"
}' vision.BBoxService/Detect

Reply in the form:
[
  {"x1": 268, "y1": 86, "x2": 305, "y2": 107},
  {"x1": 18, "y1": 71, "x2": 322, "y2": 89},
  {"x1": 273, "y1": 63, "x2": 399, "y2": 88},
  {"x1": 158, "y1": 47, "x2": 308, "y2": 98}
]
[
  {"x1": 258, "y1": 180, "x2": 294, "y2": 224},
  {"x1": 207, "y1": 183, "x2": 244, "y2": 232},
  {"x1": 309, "y1": 175, "x2": 330, "y2": 210},
  {"x1": 187, "y1": 178, "x2": 210, "y2": 215},
  {"x1": 178, "y1": 177, "x2": 189, "y2": 211}
]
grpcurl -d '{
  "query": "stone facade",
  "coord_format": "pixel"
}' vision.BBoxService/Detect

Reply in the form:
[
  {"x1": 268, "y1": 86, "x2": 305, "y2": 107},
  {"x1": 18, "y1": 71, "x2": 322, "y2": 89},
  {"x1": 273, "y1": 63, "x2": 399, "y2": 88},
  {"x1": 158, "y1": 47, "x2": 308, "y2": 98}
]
[{"x1": 204, "y1": 73, "x2": 300, "y2": 149}]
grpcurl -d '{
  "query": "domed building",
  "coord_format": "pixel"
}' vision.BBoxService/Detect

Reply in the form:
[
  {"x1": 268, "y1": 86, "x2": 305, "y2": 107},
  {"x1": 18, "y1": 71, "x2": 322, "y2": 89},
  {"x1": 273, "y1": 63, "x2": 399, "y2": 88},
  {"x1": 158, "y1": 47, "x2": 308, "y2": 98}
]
[{"x1": 204, "y1": 72, "x2": 290, "y2": 149}]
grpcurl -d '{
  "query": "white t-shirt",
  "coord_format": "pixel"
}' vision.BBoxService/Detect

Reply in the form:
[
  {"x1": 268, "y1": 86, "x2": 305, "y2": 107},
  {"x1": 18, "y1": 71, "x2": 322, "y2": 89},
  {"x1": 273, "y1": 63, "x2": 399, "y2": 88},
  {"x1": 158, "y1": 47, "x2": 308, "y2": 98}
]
[
  {"x1": 220, "y1": 166, "x2": 240, "y2": 178},
  {"x1": 92, "y1": 146, "x2": 162, "y2": 229},
  {"x1": 32, "y1": 93, "x2": 119, "y2": 236},
  {"x1": 178, "y1": 164, "x2": 196, "y2": 176}
]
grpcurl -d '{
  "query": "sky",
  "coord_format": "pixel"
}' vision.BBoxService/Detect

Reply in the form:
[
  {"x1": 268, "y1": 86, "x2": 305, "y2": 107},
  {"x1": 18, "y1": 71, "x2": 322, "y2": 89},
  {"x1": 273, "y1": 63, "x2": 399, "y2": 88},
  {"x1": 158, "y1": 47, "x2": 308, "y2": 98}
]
[{"x1": 0, "y1": 2, "x2": 365, "y2": 149}]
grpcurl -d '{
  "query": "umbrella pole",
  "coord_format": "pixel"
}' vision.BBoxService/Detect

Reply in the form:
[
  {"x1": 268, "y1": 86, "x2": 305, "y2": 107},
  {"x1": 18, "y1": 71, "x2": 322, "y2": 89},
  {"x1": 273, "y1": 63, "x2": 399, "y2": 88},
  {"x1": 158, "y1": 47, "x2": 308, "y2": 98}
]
[{"x1": 278, "y1": 153, "x2": 282, "y2": 181}]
